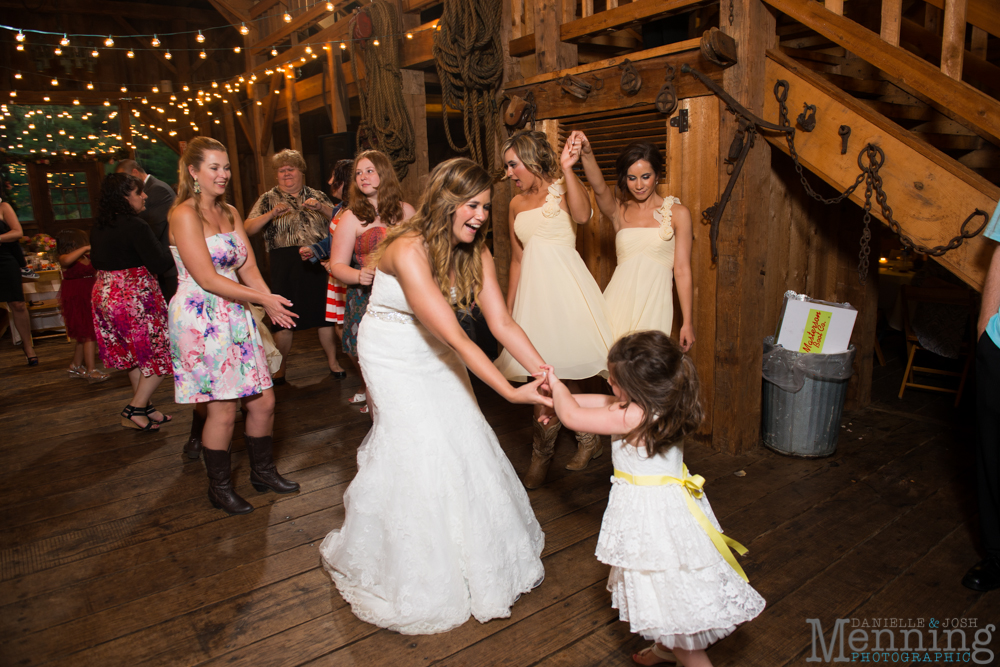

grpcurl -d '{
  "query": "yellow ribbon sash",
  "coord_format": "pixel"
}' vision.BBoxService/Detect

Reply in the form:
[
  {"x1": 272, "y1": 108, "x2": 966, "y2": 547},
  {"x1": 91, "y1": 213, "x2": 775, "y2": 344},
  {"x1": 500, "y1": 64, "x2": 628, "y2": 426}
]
[{"x1": 613, "y1": 465, "x2": 750, "y2": 582}]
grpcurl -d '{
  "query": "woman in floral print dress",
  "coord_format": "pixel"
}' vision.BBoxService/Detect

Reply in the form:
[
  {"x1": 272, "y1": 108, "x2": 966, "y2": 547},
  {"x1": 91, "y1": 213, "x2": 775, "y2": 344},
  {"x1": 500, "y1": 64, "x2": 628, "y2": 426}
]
[{"x1": 168, "y1": 137, "x2": 300, "y2": 516}]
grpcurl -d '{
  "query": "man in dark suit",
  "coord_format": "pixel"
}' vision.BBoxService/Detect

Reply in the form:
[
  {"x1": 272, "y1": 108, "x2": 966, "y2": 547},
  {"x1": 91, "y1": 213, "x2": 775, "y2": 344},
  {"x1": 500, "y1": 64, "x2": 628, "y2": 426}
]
[{"x1": 115, "y1": 159, "x2": 178, "y2": 302}]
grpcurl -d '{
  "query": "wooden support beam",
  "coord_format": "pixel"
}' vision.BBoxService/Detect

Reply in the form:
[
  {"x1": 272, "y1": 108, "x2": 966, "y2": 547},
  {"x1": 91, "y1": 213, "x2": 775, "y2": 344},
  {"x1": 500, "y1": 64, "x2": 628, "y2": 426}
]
[
  {"x1": 325, "y1": 44, "x2": 348, "y2": 134},
  {"x1": 251, "y1": 2, "x2": 332, "y2": 55},
  {"x1": 285, "y1": 73, "x2": 302, "y2": 153},
  {"x1": 205, "y1": 0, "x2": 250, "y2": 25},
  {"x1": 259, "y1": 74, "x2": 282, "y2": 156},
  {"x1": 710, "y1": 0, "x2": 774, "y2": 454},
  {"x1": 249, "y1": 0, "x2": 283, "y2": 19},
  {"x1": 900, "y1": 17, "x2": 1000, "y2": 97},
  {"x1": 825, "y1": 0, "x2": 843, "y2": 15},
  {"x1": 760, "y1": 0, "x2": 1000, "y2": 148},
  {"x1": 534, "y1": 0, "x2": 577, "y2": 73},
  {"x1": 112, "y1": 16, "x2": 178, "y2": 75},
  {"x1": 923, "y1": 0, "x2": 999, "y2": 42},
  {"x1": 504, "y1": 47, "x2": 721, "y2": 120},
  {"x1": 940, "y1": 0, "x2": 968, "y2": 80},
  {"x1": 222, "y1": 89, "x2": 254, "y2": 145},
  {"x1": 880, "y1": 0, "x2": 902, "y2": 46},
  {"x1": 763, "y1": 49, "x2": 999, "y2": 291}
]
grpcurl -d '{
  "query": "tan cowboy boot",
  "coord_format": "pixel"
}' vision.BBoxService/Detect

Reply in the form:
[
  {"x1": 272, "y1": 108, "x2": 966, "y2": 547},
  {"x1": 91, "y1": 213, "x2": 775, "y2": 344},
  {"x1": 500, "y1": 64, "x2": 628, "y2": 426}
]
[
  {"x1": 523, "y1": 415, "x2": 561, "y2": 489},
  {"x1": 566, "y1": 431, "x2": 603, "y2": 470}
]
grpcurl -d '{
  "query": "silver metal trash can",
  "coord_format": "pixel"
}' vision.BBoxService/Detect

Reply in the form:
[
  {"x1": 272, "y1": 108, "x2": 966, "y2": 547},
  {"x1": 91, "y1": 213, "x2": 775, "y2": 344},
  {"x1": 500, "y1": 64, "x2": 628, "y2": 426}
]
[{"x1": 760, "y1": 336, "x2": 856, "y2": 458}]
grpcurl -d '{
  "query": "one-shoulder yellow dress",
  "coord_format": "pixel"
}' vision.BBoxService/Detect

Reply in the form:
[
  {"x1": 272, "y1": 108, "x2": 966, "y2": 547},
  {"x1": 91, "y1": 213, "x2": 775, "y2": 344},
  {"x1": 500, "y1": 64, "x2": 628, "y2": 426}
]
[
  {"x1": 603, "y1": 196, "x2": 681, "y2": 342},
  {"x1": 495, "y1": 179, "x2": 614, "y2": 381}
]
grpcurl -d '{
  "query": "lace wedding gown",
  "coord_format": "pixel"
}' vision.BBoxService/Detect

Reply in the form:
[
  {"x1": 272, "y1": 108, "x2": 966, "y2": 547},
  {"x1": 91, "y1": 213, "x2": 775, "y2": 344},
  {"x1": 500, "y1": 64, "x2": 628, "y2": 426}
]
[{"x1": 320, "y1": 270, "x2": 545, "y2": 635}]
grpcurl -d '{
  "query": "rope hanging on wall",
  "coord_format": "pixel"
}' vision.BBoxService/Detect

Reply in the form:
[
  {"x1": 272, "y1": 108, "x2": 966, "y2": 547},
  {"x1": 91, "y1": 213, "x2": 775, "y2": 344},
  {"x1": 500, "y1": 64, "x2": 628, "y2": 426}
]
[
  {"x1": 349, "y1": 0, "x2": 415, "y2": 180},
  {"x1": 432, "y1": 0, "x2": 505, "y2": 175}
]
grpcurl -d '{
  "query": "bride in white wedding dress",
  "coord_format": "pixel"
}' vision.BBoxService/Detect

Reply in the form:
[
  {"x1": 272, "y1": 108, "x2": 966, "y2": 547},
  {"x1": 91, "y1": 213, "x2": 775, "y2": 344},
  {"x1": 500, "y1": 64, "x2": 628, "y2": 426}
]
[{"x1": 320, "y1": 157, "x2": 554, "y2": 635}]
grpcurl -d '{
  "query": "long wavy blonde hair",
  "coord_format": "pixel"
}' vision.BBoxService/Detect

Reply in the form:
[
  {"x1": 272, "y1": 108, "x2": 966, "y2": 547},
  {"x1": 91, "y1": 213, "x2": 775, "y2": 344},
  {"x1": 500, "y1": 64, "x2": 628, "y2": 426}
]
[
  {"x1": 377, "y1": 157, "x2": 492, "y2": 312},
  {"x1": 169, "y1": 136, "x2": 234, "y2": 229},
  {"x1": 348, "y1": 149, "x2": 404, "y2": 227},
  {"x1": 501, "y1": 130, "x2": 562, "y2": 184}
]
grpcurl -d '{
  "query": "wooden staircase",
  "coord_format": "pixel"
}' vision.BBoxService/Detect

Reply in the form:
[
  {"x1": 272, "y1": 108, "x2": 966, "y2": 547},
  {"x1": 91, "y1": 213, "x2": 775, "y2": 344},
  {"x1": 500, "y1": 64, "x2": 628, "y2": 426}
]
[{"x1": 759, "y1": 0, "x2": 1000, "y2": 289}]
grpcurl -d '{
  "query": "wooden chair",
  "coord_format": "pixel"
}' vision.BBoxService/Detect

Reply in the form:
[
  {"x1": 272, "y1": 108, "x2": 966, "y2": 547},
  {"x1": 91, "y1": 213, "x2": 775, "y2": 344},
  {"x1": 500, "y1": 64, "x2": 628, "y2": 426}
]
[
  {"x1": 23, "y1": 268, "x2": 68, "y2": 344},
  {"x1": 898, "y1": 285, "x2": 975, "y2": 407}
]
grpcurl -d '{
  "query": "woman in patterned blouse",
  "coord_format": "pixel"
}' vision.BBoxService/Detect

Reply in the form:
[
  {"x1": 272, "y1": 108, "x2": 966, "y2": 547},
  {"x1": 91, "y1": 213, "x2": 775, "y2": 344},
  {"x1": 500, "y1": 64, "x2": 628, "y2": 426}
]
[{"x1": 245, "y1": 149, "x2": 345, "y2": 384}]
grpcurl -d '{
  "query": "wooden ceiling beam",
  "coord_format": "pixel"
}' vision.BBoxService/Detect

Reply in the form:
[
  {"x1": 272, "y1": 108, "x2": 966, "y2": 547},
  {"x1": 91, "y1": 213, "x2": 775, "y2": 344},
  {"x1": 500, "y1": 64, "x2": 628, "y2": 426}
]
[
  {"x1": 112, "y1": 16, "x2": 179, "y2": 75},
  {"x1": 249, "y1": 0, "x2": 283, "y2": 20},
  {"x1": 205, "y1": 0, "x2": 250, "y2": 28},
  {"x1": 0, "y1": 0, "x2": 222, "y2": 24},
  {"x1": 250, "y1": 2, "x2": 333, "y2": 55}
]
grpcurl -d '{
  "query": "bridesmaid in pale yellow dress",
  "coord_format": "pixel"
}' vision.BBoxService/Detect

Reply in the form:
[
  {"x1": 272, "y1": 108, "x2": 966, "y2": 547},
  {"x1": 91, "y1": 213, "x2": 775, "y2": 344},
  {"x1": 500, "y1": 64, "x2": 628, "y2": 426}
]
[
  {"x1": 573, "y1": 132, "x2": 695, "y2": 351},
  {"x1": 495, "y1": 130, "x2": 615, "y2": 489}
]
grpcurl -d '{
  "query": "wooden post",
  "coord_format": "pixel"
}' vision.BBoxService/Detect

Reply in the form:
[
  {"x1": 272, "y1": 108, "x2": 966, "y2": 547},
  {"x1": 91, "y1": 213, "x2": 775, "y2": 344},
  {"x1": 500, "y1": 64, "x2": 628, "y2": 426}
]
[
  {"x1": 880, "y1": 0, "x2": 902, "y2": 46},
  {"x1": 534, "y1": 0, "x2": 577, "y2": 74},
  {"x1": 285, "y1": 74, "x2": 303, "y2": 153},
  {"x1": 941, "y1": 0, "x2": 968, "y2": 80},
  {"x1": 325, "y1": 43, "x2": 348, "y2": 134},
  {"x1": 713, "y1": 0, "x2": 776, "y2": 454},
  {"x1": 223, "y1": 108, "x2": 245, "y2": 217},
  {"x1": 399, "y1": 69, "x2": 428, "y2": 205}
]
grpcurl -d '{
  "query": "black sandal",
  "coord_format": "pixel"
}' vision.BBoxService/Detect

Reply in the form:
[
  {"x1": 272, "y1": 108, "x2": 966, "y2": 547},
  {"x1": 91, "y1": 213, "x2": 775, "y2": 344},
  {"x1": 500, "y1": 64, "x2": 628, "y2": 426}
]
[
  {"x1": 144, "y1": 404, "x2": 173, "y2": 424},
  {"x1": 25, "y1": 356, "x2": 39, "y2": 367},
  {"x1": 121, "y1": 404, "x2": 159, "y2": 431}
]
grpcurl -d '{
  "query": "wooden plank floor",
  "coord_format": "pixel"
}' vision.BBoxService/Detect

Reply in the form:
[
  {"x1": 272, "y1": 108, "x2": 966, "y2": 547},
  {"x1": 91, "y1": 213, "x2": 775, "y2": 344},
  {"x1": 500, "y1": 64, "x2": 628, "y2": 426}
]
[{"x1": 1, "y1": 328, "x2": 998, "y2": 666}]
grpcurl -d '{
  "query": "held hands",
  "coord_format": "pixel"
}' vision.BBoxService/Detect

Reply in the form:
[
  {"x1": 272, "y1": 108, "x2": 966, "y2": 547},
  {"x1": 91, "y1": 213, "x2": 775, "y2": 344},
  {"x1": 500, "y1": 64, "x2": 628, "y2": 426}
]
[
  {"x1": 509, "y1": 374, "x2": 554, "y2": 408},
  {"x1": 358, "y1": 265, "x2": 376, "y2": 286},
  {"x1": 298, "y1": 246, "x2": 314, "y2": 261},
  {"x1": 303, "y1": 198, "x2": 322, "y2": 211},
  {"x1": 263, "y1": 293, "x2": 298, "y2": 329},
  {"x1": 679, "y1": 324, "x2": 695, "y2": 353},
  {"x1": 576, "y1": 131, "x2": 593, "y2": 156},
  {"x1": 538, "y1": 365, "x2": 564, "y2": 391},
  {"x1": 270, "y1": 203, "x2": 292, "y2": 220},
  {"x1": 560, "y1": 131, "x2": 586, "y2": 171}
]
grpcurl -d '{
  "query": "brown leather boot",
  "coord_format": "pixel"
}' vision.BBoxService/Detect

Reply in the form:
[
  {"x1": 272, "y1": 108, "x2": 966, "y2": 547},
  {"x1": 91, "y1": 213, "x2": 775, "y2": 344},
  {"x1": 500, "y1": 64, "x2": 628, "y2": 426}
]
[
  {"x1": 523, "y1": 416, "x2": 561, "y2": 489},
  {"x1": 184, "y1": 409, "x2": 205, "y2": 460},
  {"x1": 245, "y1": 434, "x2": 300, "y2": 494},
  {"x1": 203, "y1": 446, "x2": 254, "y2": 515},
  {"x1": 566, "y1": 431, "x2": 603, "y2": 470}
]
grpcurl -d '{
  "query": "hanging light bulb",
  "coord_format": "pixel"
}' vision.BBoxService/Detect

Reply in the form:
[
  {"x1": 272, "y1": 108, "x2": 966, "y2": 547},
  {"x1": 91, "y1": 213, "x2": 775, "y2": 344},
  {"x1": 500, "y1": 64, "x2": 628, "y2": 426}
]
[
  {"x1": 340, "y1": 42, "x2": 346, "y2": 50},
  {"x1": 240, "y1": 22, "x2": 250, "y2": 35},
  {"x1": 283, "y1": 12, "x2": 292, "y2": 22},
  {"x1": 54, "y1": 47, "x2": 62, "y2": 55},
  {"x1": 15, "y1": 31, "x2": 25, "y2": 42},
  {"x1": 152, "y1": 86, "x2": 159, "y2": 93},
  {"x1": 50, "y1": 79, "x2": 59, "y2": 86},
  {"x1": 199, "y1": 51, "x2": 207, "y2": 59},
  {"x1": 16, "y1": 44, "x2": 24, "y2": 51},
  {"x1": 196, "y1": 31, "x2": 205, "y2": 43},
  {"x1": 271, "y1": 47, "x2": 278, "y2": 56},
  {"x1": 151, "y1": 35, "x2": 161, "y2": 47},
  {"x1": 211, "y1": 81, "x2": 218, "y2": 88},
  {"x1": 60, "y1": 34, "x2": 69, "y2": 46},
  {"x1": 126, "y1": 50, "x2": 135, "y2": 58},
  {"x1": 14, "y1": 72, "x2": 22, "y2": 80},
  {"x1": 182, "y1": 85, "x2": 189, "y2": 91},
  {"x1": 164, "y1": 51, "x2": 172, "y2": 59},
  {"x1": 406, "y1": 32, "x2": 413, "y2": 39},
  {"x1": 120, "y1": 86, "x2": 128, "y2": 93},
  {"x1": 91, "y1": 49, "x2": 100, "y2": 57},
  {"x1": 103, "y1": 100, "x2": 109, "y2": 106},
  {"x1": 87, "y1": 81, "x2": 94, "y2": 89},
  {"x1": 305, "y1": 45, "x2": 312, "y2": 54},
  {"x1": 234, "y1": 45, "x2": 241, "y2": 53},
  {"x1": 9, "y1": 91, "x2": 16, "y2": 98},
  {"x1": 372, "y1": 39, "x2": 380, "y2": 46},
  {"x1": 104, "y1": 35, "x2": 114, "y2": 47}
]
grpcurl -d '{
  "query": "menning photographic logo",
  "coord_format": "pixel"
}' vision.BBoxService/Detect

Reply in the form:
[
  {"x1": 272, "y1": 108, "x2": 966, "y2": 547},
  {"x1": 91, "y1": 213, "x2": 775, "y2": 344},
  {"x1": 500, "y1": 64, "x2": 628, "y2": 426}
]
[{"x1": 805, "y1": 618, "x2": 995, "y2": 664}]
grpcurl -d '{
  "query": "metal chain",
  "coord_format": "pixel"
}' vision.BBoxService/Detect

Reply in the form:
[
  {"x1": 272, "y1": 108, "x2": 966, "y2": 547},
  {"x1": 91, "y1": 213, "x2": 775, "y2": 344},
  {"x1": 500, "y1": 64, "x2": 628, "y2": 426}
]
[
  {"x1": 728, "y1": 0, "x2": 734, "y2": 25},
  {"x1": 773, "y1": 80, "x2": 990, "y2": 283}
]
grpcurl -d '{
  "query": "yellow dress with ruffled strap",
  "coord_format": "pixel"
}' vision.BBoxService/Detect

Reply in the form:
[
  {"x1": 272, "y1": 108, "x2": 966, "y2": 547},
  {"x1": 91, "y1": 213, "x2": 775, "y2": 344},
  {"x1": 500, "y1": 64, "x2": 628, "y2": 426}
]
[
  {"x1": 603, "y1": 196, "x2": 681, "y2": 342},
  {"x1": 495, "y1": 179, "x2": 614, "y2": 381}
]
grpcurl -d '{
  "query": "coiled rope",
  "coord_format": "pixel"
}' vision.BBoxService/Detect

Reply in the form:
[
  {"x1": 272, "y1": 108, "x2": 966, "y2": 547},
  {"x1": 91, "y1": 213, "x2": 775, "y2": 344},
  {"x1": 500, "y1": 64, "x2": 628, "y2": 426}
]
[
  {"x1": 433, "y1": 0, "x2": 505, "y2": 175},
  {"x1": 350, "y1": 0, "x2": 415, "y2": 179}
]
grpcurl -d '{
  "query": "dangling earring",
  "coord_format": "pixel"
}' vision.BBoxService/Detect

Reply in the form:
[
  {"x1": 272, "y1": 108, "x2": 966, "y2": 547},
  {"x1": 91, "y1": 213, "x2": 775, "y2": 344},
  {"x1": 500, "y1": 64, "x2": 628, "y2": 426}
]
[{"x1": 193, "y1": 179, "x2": 201, "y2": 194}]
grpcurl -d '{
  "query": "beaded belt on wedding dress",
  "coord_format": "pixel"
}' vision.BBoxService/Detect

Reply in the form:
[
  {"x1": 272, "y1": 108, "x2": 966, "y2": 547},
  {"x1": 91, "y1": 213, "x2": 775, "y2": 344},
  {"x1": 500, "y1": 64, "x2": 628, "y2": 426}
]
[{"x1": 366, "y1": 306, "x2": 415, "y2": 324}]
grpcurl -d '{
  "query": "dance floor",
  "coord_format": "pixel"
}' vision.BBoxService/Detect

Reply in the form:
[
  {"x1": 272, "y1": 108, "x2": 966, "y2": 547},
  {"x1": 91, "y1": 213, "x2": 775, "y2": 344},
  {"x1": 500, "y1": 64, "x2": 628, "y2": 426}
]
[{"x1": 1, "y1": 328, "x2": 998, "y2": 666}]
